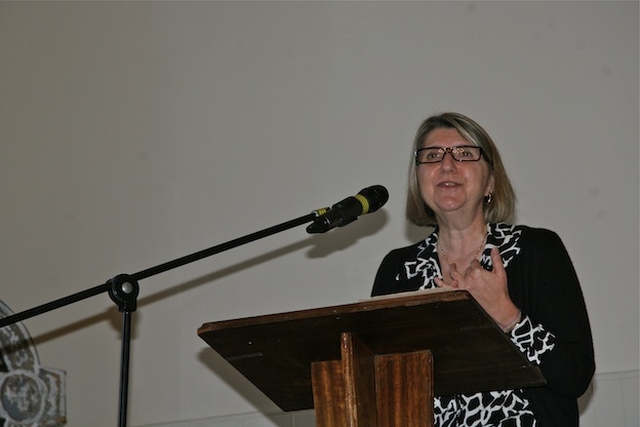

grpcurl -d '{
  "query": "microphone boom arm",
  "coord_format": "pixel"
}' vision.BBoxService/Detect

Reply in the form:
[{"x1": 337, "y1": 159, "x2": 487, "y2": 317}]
[
  {"x1": 0, "y1": 185, "x2": 387, "y2": 427},
  {"x1": 0, "y1": 209, "x2": 327, "y2": 329},
  {"x1": 0, "y1": 207, "x2": 327, "y2": 427}
]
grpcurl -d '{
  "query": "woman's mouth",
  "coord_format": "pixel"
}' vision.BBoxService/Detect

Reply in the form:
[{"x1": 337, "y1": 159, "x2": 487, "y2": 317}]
[{"x1": 438, "y1": 181, "x2": 460, "y2": 187}]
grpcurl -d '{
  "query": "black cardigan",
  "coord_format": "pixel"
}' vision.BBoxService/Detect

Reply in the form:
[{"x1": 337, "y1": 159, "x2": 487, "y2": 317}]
[{"x1": 371, "y1": 224, "x2": 595, "y2": 427}]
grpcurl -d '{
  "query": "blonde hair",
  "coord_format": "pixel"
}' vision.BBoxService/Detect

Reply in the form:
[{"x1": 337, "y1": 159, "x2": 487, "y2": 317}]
[{"x1": 406, "y1": 112, "x2": 516, "y2": 226}]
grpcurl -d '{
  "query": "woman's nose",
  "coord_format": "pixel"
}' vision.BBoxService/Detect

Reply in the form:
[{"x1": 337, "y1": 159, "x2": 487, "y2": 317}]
[{"x1": 440, "y1": 151, "x2": 457, "y2": 170}]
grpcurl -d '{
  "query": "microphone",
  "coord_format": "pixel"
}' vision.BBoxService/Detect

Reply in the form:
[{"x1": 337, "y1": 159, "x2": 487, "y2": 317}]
[{"x1": 307, "y1": 185, "x2": 389, "y2": 234}]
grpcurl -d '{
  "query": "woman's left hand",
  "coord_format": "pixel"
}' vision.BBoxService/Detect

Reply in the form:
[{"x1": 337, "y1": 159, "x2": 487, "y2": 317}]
[{"x1": 435, "y1": 247, "x2": 520, "y2": 330}]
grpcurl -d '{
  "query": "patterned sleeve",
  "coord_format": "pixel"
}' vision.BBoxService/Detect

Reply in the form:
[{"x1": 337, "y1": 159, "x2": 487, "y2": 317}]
[{"x1": 509, "y1": 315, "x2": 557, "y2": 365}]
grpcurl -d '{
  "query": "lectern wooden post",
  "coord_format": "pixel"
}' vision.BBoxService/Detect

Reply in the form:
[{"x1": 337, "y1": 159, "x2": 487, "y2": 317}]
[
  {"x1": 310, "y1": 332, "x2": 434, "y2": 427},
  {"x1": 198, "y1": 290, "x2": 545, "y2": 427}
]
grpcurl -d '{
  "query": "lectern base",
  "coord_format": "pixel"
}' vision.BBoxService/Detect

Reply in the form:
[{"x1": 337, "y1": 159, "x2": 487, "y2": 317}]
[{"x1": 311, "y1": 332, "x2": 434, "y2": 427}]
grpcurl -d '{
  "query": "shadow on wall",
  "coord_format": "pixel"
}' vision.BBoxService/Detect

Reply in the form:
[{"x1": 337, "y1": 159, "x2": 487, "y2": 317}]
[
  {"x1": 28, "y1": 209, "x2": 389, "y2": 346},
  {"x1": 197, "y1": 346, "x2": 283, "y2": 418},
  {"x1": 578, "y1": 381, "x2": 594, "y2": 416}
]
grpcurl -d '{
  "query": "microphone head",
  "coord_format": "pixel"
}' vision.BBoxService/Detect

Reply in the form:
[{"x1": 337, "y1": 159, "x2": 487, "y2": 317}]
[{"x1": 359, "y1": 185, "x2": 389, "y2": 213}]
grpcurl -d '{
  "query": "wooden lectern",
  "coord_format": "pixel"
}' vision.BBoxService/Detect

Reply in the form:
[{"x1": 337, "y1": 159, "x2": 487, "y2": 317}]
[{"x1": 198, "y1": 290, "x2": 545, "y2": 427}]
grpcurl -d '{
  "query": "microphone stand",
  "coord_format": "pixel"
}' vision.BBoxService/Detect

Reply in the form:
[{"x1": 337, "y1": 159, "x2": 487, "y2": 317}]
[{"x1": 0, "y1": 209, "x2": 327, "y2": 427}]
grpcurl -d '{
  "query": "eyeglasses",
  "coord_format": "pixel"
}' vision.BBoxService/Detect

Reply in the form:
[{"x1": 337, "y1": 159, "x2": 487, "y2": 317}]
[{"x1": 415, "y1": 145, "x2": 484, "y2": 164}]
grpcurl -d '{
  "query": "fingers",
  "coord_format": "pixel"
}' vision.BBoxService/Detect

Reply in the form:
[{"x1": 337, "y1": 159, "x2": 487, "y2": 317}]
[
  {"x1": 435, "y1": 263, "x2": 460, "y2": 289},
  {"x1": 449, "y1": 262, "x2": 465, "y2": 282},
  {"x1": 490, "y1": 247, "x2": 506, "y2": 278},
  {"x1": 435, "y1": 248, "x2": 505, "y2": 291},
  {"x1": 466, "y1": 258, "x2": 483, "y2": 275},
  {"x1": 434, "y1": 276, "x2": 455, "y2": 288}
]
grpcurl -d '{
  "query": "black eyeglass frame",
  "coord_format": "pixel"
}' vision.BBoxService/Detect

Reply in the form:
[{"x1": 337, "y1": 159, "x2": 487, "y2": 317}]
[{"x1": 414, "y1": 145, "x2": 485, "y2": 165}]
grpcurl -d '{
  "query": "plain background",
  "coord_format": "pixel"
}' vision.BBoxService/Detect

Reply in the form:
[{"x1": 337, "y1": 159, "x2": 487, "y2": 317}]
[{"x1": 0, "y1": 1, "x2": 638, "y2": 426}]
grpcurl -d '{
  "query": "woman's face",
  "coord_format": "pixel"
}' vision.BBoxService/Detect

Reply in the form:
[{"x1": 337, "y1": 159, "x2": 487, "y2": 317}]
[{"x1": 417, "y1": 127, "x2": 494, "y2": 224}]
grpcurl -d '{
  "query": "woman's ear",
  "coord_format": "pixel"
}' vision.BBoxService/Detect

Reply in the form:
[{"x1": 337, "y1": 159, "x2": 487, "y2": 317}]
[{"x1": 485, "y1": 173, "x2": 495, "y2": 196}]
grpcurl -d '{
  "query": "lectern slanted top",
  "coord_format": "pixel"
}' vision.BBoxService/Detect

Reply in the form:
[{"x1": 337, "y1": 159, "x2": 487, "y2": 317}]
[{"x1": 197, "y1": 289, "x2": 545, "y2": 413}]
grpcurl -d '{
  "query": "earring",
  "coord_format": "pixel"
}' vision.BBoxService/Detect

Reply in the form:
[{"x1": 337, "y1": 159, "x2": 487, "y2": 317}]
[{"x1": 484, "y1": 193, "x2": 493, "y2": 204}]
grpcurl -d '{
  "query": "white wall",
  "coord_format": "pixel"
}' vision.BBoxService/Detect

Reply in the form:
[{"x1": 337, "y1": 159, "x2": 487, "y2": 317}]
[{"x1": 0, "y1": 2, "x2": 637, "y2": 426}]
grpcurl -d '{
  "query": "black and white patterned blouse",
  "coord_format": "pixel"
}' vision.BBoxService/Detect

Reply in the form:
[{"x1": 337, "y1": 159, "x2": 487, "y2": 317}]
[{"x1": 372, "y1": 223, "x2": 595, "y2": 427}]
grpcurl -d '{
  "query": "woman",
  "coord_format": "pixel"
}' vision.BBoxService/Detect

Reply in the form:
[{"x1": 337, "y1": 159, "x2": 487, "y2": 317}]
[{"x1": 371, "y1": 112, "x2": 595, "y2": 426}]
